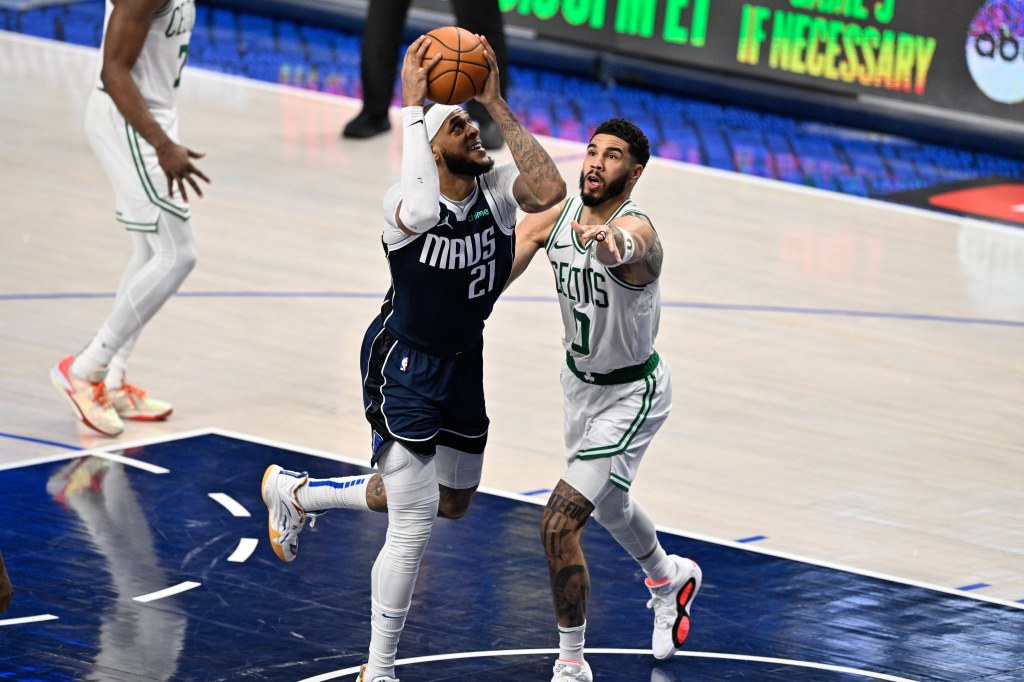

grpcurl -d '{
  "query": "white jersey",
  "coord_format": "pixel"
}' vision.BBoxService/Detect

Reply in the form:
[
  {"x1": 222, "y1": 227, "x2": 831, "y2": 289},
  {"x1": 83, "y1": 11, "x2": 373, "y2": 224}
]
[
  {"x1": 95, "y1": 0, "x2": 196, "y2": 112},
  {"x1": 545, "y1": 196, "x2": 660, "y2": 376}
]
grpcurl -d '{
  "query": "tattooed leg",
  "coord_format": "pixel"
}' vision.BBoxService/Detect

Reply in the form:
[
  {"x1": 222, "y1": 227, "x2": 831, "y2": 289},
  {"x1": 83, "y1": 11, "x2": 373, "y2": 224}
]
[{"x1": 541, "y1": 479, "x2": 596, "y2": 627}]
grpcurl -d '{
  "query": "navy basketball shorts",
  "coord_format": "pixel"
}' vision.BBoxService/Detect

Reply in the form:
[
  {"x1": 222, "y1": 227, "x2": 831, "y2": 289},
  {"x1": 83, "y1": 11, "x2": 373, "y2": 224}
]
[{"x1": 360, "y1": 315, "x2": 489, "y2": 464}]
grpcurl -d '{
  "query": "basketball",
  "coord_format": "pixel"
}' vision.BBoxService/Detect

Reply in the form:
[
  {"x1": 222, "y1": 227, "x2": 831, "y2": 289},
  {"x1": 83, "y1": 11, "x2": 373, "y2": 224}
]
[{"x1": 421, "y1": 26, "x2": 489, "y2": 105}]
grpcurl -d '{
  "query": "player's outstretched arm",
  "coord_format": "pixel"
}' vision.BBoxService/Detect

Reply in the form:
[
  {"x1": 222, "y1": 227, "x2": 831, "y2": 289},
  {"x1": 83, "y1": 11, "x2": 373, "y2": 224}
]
[
  {"x1": 101, "y1": 0, "x2": 209, "y2": 201},
  {"x1": 473, "y1": 36, "x2": 566, "y2": 213},
  {"x1": 507, "y1": 201, "x2": 565, "y2": 288},
  {"x1": 572, "y1": 214, "x2": 662, "y2": 285}
]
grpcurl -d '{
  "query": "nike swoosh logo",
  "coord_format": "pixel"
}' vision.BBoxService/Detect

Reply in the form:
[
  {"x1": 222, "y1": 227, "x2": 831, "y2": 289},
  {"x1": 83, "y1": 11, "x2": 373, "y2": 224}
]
[{"x1": 552, "y1": 242, "x2": 571, "y2": 249}]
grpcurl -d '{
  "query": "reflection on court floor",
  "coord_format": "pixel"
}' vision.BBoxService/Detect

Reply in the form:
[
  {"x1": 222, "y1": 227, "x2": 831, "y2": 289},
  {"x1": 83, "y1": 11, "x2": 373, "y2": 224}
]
[{"x1": 1, "y1": 432, "x2": 1022, "y2": 681}]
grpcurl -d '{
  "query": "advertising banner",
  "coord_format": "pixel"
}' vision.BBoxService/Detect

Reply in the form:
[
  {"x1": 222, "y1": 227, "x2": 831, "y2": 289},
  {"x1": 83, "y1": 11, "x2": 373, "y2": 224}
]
[{"x1": 420, "y1": 0, "x2": 1023, "y2": 126}]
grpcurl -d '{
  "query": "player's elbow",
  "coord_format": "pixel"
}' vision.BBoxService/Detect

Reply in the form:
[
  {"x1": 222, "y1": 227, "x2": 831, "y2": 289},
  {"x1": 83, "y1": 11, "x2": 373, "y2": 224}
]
[
  {"x1": 398, "y1": 203, "x2": 441, "y2": 233},
  {"x1": 537, "y1": 178, "x2": 567, "y2": 211}
]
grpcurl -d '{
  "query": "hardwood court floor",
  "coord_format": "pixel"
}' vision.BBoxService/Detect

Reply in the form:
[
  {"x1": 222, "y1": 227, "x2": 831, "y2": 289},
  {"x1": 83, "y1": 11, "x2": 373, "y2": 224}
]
[{"x1": 1, "y1": 29, "x2": 1023, "y2": 616}]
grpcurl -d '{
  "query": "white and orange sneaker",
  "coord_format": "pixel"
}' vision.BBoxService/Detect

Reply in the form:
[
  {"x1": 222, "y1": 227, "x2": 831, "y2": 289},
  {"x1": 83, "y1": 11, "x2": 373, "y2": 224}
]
[
  {"x1": 108, "y1": 384, "x2": 172, "y2": 421},
  {"x1": 262, "y1": 465, "x2": 311, "y2": 563},
  {"x1": 49, "y1": 355, "x2": 124, "y2": 436}
]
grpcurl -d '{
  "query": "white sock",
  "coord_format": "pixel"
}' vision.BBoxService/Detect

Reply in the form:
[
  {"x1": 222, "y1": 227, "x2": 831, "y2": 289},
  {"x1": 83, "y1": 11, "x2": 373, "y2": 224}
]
[
  {"x1": 365, "y1": 603, "x2": 405, "y2": 679},
  {"x1": 558, "y1": 622, "x2": 586, "y2": 662},
  {"x1": 72, "y1": 326, "x2": 123, "y2": 380},
  {"x1": 104, "y1": 333, "x2": 139, "y2": 390},
  {"x1": 640, "y1": 547, "x2": 676, "y2": 586},
  {"x1": 295, "y1": 475, "x2": 372, "y2": 512}
]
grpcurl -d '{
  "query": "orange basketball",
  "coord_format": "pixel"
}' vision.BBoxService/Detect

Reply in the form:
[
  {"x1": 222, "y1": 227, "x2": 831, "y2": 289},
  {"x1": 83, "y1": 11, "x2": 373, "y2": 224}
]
[{"x1": 421, "y1": 26, "x2": 489, "y2": 105}]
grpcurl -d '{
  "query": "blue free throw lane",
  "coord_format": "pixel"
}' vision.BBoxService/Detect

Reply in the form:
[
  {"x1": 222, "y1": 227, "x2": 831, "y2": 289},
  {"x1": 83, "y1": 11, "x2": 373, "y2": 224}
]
[{"x1": 0, "y1": 432, "x2": 1021, "y2": 681}]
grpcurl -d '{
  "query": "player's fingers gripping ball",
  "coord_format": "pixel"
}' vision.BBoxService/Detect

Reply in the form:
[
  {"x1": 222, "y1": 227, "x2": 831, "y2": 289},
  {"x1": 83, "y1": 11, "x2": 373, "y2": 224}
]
[{"x1": 421, "y1": 26, "x2": 490, "y2": 105}]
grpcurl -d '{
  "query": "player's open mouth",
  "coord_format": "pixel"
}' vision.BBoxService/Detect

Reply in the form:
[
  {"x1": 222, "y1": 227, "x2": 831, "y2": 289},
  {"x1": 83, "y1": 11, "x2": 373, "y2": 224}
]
[
  {"x1": 469, "y1": 141, "x2": 484, "y2": 152},
  {"x1": 585, "y1": 174, "x2": 602, "y2": 190}
]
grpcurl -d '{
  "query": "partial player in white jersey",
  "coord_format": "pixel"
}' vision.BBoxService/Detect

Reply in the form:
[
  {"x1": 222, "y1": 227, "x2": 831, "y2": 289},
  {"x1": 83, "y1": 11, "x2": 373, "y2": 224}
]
[
  {"x1": 510, "y1": 118, "x2": 702, "y2": 682},
  {"x1": 50, "y1": 0, "x2": 209, "y2": 437}
]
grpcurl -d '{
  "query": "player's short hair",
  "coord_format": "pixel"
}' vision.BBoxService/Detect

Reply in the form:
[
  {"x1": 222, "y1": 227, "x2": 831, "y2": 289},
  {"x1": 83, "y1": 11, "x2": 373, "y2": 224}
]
[{"x1": 593, "y1": 118, "x2": 650, "y2": 167}]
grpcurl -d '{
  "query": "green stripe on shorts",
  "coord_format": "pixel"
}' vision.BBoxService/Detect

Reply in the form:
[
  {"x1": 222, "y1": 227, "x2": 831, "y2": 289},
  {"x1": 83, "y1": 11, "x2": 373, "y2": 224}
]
[
  {"x1": 577, "y1": 374, "x2": 656, "y2": 459},
  {"x1": 125, "y1": 123, "x2": 190, "y2": 221}
]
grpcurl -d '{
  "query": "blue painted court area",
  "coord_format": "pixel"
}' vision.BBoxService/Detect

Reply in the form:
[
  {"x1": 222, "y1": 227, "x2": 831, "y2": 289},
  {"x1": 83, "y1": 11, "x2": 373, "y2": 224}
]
[{"x1": 0, "y1": 432, "x2": 1021, "y2": 681}]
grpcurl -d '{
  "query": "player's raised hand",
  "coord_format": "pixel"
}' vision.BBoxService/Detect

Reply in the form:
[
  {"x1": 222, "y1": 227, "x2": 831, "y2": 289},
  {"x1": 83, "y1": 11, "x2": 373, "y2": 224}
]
[
  {"x1": 402, "y1": 35, "x2": 441, "y2": 107},
  {"x1": 474, "y1": 35, "x2": 502, "y2": 105}
]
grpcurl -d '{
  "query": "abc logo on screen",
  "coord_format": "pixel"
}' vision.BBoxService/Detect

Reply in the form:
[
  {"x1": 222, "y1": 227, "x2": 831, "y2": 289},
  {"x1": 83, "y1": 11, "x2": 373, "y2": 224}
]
[{"x1": 966, "y1": 0, "x2": 1024, "y2": 104}]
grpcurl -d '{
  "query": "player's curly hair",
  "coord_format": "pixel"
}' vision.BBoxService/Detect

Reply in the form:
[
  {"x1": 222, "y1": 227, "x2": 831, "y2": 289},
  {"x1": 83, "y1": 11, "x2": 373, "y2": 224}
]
[{"x1": 592, "y1": 118, "x2": 650, "y2": 167}]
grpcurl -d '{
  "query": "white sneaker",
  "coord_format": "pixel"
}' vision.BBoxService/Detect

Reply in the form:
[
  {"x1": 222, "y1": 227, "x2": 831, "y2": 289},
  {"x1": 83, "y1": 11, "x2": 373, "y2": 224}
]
[
  {"x1": 551, "y1": 658, "x2": 593, "y2": 681},
  {"x1": 646, "y1": 556, "x2": 702, "y2": 660},
  {"x1": 356, "y1": 663, "x2": 399, "y2": 681},
  {"x1": 261, "y1": 465, "x2": 310, "y2": 563},
  {"x1": 50, "y1": 355, "x2": 124, "y2": 436},
  {"x1": 108, "y1": 384, "x2": 172, "y2": 421}
]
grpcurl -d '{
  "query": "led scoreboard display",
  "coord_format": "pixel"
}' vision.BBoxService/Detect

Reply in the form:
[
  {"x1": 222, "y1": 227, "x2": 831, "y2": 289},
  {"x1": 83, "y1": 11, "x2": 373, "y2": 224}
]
[{"x1": 459, "y1": 0, "x2": 1024, "y2": 126}]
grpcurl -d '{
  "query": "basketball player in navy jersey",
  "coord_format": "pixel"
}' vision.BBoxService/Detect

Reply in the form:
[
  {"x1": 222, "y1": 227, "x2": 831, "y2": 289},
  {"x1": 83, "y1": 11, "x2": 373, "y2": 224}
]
[{"x1": 262, "y1": 34, "x2": 565, "y2": 682}]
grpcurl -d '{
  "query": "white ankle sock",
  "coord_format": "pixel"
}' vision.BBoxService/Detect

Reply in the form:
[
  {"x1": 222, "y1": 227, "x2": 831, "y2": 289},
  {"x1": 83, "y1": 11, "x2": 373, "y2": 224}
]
[
  {"x1": 558, "y1": 621, "x2": 586, "y2": 661},
  {"x1": 72, "y1": 327, "x2": 122, "y2": 380},
  {"x1": 639, "y1": 546, "x2": 675, "y2": 585},
  {"x1": 296, "y1": 475, "x2": 372, "y2": 512},
  {"x1": 104, "y1": 333, "x2": 138, "y2": 390}
]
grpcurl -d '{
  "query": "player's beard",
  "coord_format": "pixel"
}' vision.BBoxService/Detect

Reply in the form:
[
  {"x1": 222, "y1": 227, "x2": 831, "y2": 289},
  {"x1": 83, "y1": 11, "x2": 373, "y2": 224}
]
[
  {"x1": 443, "y1": 150, "x2": 495, "y2": 177},
  {"x1": 579, "y1": 169, "x2": 629, "y2": 206}
]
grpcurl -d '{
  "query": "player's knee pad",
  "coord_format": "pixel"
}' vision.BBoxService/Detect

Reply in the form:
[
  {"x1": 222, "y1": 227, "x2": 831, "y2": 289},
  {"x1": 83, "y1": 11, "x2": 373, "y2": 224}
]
[
  {"x1": 371, "y1": 443, "x2": 441, "y2": 612},
  {"x1": 592, "y1": 488, "x2": 658, "y2": 559},
  {"x1": 379, "y1": 442, "x2": 440, "y2": 560}
]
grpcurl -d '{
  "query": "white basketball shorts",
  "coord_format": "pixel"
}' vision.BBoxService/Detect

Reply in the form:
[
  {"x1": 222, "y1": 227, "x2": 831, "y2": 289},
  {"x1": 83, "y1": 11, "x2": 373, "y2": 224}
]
[
  {"x1": 560, "y1": 357, "x2": 672, "y2": 506},
  {"x1": 84, "y1": 88, "x2": 190, "y2": 230}
]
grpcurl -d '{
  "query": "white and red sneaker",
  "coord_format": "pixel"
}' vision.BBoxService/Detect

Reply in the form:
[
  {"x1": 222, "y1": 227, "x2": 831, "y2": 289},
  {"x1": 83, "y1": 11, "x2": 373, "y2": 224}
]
[
  {"x1": 108, "y1": 384, "x2": 172, "y2": 421},
  {"x1": 646, "y1": 556, "x2": 702, "y2": 659},
  {"x1": 551, "y1": 658, "x2": 593, "y2": 681}
]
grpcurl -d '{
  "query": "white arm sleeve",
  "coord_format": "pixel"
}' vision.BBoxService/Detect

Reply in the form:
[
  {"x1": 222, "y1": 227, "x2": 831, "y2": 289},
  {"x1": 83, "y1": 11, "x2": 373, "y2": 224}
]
[{"x1": 396, "y1": 106, "x2": 441, "y2": 233}]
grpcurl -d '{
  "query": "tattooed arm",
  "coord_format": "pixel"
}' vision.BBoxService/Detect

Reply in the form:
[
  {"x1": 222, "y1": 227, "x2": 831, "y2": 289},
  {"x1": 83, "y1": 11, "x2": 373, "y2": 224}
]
[{"x1": 474, "y1": 36, "x2": 566, "y2": 213}]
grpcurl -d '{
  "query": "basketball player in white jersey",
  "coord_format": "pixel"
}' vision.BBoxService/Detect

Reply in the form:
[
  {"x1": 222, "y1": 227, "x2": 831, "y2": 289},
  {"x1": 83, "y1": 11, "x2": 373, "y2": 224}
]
[
  {"x1": 509, "y1": 118, "x2": 702, "y2": 682},
  {"x1": 50, "y1": 0, "x2": 209, "y2": 437}
]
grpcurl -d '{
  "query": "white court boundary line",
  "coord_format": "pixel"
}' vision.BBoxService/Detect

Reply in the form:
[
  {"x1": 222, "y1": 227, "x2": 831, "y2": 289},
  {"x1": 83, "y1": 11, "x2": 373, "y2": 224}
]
[
  {"x1": 209, "y1": 492, "x2": 251, "y2": 517},
  {"x1": 227, "y1": 538, "x2": 258, "y2": 563},
  {"x1": 297, "y1": 648, "x2": 922, "y2": 682},
  {"x1": 133, "y1": 581, "x2": 202, "y2": 603},
  {"x1": 0, "y1": 613, "x2": 59, "y2": 627},
  {"x1": 3, "y1": 31, "x2": 1021, "y2": 240}
]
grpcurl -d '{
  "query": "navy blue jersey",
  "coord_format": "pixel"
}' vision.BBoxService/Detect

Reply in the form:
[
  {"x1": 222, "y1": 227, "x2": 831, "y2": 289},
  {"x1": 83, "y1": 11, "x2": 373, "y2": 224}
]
[{"x1": 380, "y1": 169, "x2": 518, "y2": 356}]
